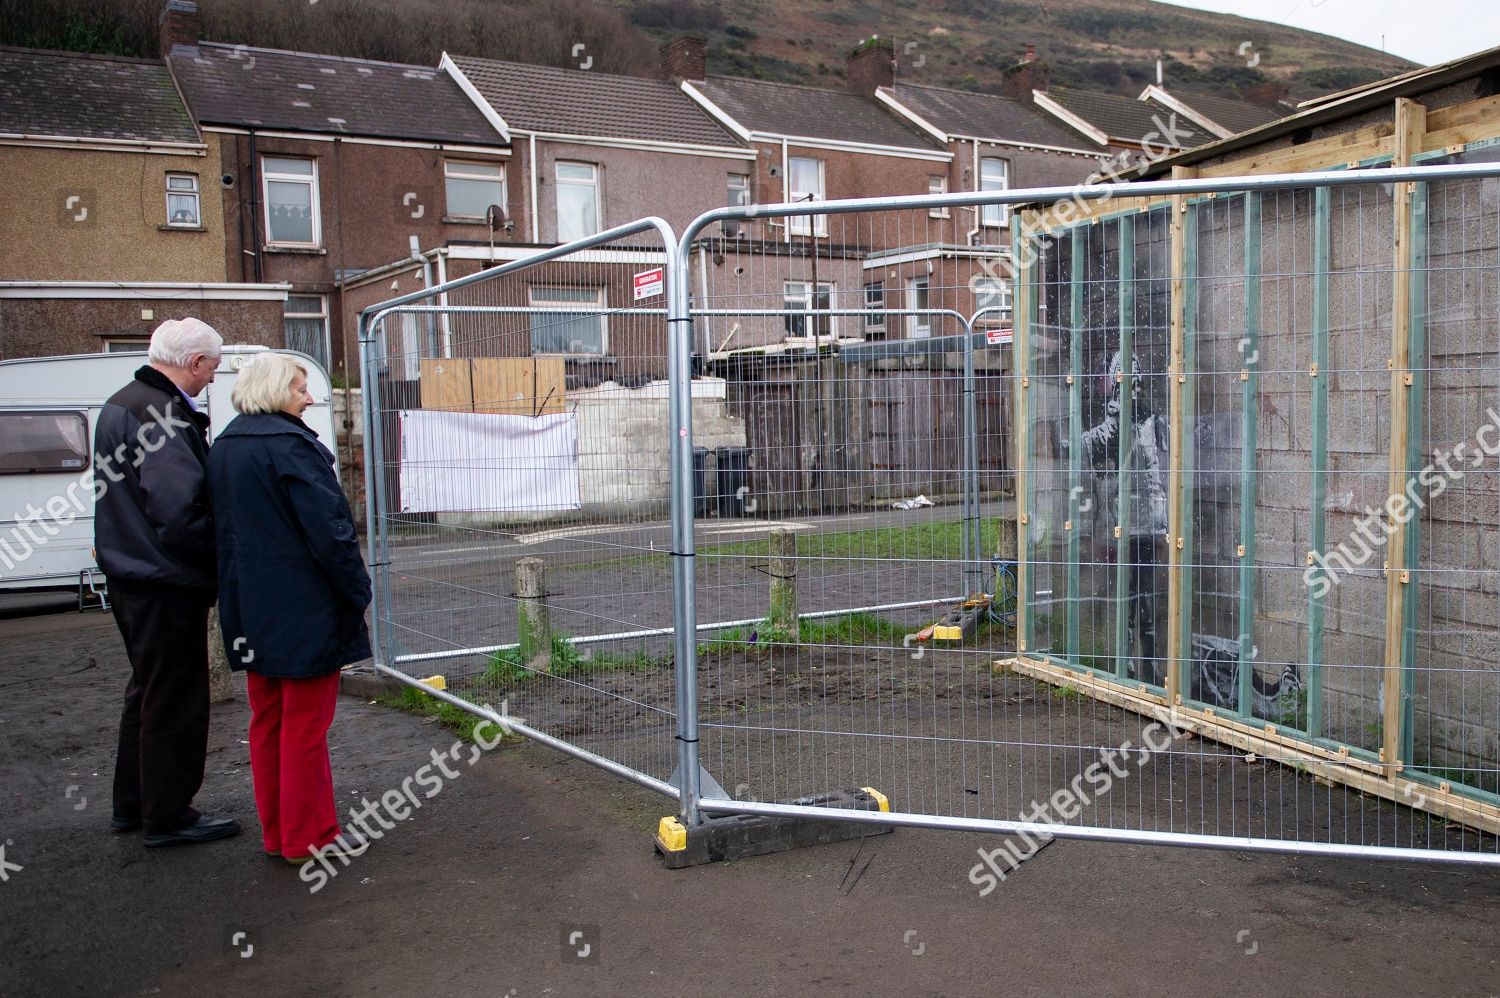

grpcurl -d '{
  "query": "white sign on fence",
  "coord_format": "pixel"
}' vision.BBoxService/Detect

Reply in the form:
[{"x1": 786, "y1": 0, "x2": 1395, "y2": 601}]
[{"x1": 633, "y1": 267, "x2": 664, "y2": 301}]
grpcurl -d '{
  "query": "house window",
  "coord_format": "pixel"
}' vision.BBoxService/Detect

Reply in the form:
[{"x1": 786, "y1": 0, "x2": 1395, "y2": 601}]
[
  {"x1": 102, "y1": 339, "x2": 148, "y2": 353},
  {"x1": 788, "y1": 156, "x2": 826, "y2": 237},
  {"x1": 529, "y1": 286, "x2": 606, "y2": 355},
  {"x1": 972, "y1": 275, "x2": 1011, "y2": 314},
  {"x1": 165, "y1": 173, "x2": 201, "y2": 227},
  {"x1": 555, "y1": 162, "x2": 599, "y2": 242},
  {"x1": 907, "y1": 277, "x2": 931, "y2": 338},
  {"x1": 262, "y1": 156, "x2": 320, "y2": 246},
  {"x1": 445, "y1": 160, "x2": 506, "y2": 220},
  {"x1": 284, "y1": 294, "x2": 330, "y2": 369},
  {"x1": 927, "y1": 176, "x2": 949, "y2": 218},
  {"x1": 864, "y1": 281, "x2": 886, "y2": 336},
  {"x1": 728, "y1": 172, "x2": 750, "y2": 208},
  {"x1": 783, "y1": 281, "x2": 833, "y2": 340},
  {"x1": 980, "y1": 157, "x2": 1009, "y2": 228}
]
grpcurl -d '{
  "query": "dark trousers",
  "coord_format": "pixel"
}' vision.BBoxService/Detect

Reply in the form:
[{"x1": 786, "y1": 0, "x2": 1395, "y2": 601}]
[
  {"x1": 1126, "y1": 535, "x2": 1161, "y2": 686},
  {"x1": 111, "y1": 587, "x2": 211, "y2": 833}
]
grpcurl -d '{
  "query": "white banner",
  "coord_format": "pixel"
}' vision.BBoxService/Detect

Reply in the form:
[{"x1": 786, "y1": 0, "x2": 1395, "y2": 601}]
[{"x1": 397, "y1": 409, "x2": 581, "y2": 513}]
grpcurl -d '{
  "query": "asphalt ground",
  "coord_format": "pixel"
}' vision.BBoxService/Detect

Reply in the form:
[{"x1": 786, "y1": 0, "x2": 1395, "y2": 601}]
[{"x1": 3, "y1": 593, "x2": 1500, "y2": 997}]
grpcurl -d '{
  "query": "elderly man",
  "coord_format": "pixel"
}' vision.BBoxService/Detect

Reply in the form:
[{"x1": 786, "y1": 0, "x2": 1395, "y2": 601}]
[{"x1": 95, "y1": 318, "x2": 240, "y2": 846}]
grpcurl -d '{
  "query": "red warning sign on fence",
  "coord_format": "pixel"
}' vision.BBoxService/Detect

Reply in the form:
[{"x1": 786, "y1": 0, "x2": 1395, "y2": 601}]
[
  {"x1": 986, "y1": 327, "x2": 1013, "y2": 346},
  {"x1": 633, "y1": 267, "x2": 664, "y2": 301}
]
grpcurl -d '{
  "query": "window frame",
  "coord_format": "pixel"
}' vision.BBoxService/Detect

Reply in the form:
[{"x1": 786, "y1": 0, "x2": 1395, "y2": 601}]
[
  {"x1": 164, "y1": 172, "x2": 201, "y2": 228},
  {"x1": 555, "y1": 161, "x2": 601, "y2": 242},
  {"x1": 0, "y1": 410, "x2": 90, "y2": 475},
  {"x1": 863, "y1": 281, "x2": 886, "y2": 334},
  {"x1": 443, "y1": 159, "x2": 507, "y2": 221},
  {"x1": 727, "y1": 172, "x2": 751, "y2": 208},
  {"x1": 782, "y1": 280, "x2": 835, "y2": 340},
  {"x1": 787, "y1": 156, "x2": 826, "y2": 237},
  {"x1": 261, "y1": 155, "x2": 321, "y2": 248},
  {"x1": 927, "y1": 175, "x2": 949, "y2": 218},
  {"x1": 101, "y1": 339, "x2": 149, "y2": 354},
  {"x1": 980, "y1": 156, "x2": 1010, "y2": 228},
  {"x1": 283, "y1": 293, "x2": 331, "y2": 370},
  {"x1": 907, "y1": 276, "x2": 931, "y2": 338},
  {"x1": 527, "y1": 285, "x2": 608, "y2": 356}
]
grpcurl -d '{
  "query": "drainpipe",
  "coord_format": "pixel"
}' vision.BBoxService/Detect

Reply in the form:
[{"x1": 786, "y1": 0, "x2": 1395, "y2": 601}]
[
  {"x1": 780, "y1": 137, "x2": 789, "y2": 244},
  {"x1": 248, "y1": 128, "x2": 263, "y2": 283},
  {"x1": 966, "y1": 138, "x2": 982, "y2": 246},
  {"x1": 435, "y1": 249, "x2": 451, "y2": 357},
  {"x1": 528, "y1": 132, "x2": 540, "y2": 243},
  {"x1": 698, "y1": 244, "x2": 712, "y2": 360}
]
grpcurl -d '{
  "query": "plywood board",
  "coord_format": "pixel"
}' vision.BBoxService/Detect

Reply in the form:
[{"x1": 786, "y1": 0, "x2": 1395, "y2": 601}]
[
  {"x1": 419, "y1": 358, "x2": 472, "y2": 412},
  {"x1": 472, "y1": 358, "x2": 566, "y2": 416}
]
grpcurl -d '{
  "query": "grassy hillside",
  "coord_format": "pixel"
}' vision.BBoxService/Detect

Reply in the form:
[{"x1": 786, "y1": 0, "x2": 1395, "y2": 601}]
[
  {"x1": 2, "y1": 0, "x2": 1416, "y2": 103},
  {"x1": 652, "y1": 0, "x2": 1415, "y2": 101}
]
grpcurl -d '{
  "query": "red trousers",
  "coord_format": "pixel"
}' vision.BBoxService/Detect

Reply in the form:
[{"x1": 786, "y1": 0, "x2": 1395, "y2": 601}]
[{"x1": 246, "y1": 671, "x2": 341, "y2": 859}]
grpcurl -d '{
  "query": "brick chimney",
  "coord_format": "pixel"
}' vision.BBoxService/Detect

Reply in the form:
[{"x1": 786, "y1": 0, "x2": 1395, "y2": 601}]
[
  {"x1": 1001, "y1": 43, "x2": 1049, "y2": 100},
  {"x1": 659, "y1": 35, "x2": 707, "y2": 82},
  {"x1": 158, "y1": 0, "x2": 200, "y2": 56},
  {"x1": 847, "y1": 37, "x2": 895, "y2": 94}
]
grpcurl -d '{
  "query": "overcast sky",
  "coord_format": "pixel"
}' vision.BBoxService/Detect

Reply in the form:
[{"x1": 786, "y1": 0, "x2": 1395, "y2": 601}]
[{"x1": 1157, "y1": 0, "x2": 1497, "y2": 66}]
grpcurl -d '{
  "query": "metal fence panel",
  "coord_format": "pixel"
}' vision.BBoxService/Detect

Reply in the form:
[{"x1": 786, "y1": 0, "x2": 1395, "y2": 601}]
[
  {"x1": 360, "y1": 219, "x2": 689, "y2": 799},
  {"x1": 675, "y1": 162, "x2": 1500, "y2": 866}
]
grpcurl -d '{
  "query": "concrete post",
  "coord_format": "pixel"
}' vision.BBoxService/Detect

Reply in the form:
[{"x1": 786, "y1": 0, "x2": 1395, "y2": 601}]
[
  {"x1": 768, "y1": 528, "x2": 798, "y2": 639},
  {"x1": 516, "y1": 557, "x2": 552, "y2": 673},
  {"x1": 206, "y1": 607, "x2": 235, "y2": 703}
]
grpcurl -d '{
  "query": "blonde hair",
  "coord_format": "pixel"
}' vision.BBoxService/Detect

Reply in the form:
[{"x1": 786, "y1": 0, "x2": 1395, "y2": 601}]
[{"x1": 232, "y1": 352, "x2": 309, "y2": 415}]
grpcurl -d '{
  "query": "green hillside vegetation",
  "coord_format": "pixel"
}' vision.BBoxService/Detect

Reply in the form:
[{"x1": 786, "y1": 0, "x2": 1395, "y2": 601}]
[{"x1": 2, "y1": 0, "x2": 1415, "y2": 104}]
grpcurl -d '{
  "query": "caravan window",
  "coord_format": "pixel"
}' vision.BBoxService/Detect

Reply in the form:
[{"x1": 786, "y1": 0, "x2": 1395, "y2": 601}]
[{"x1": 0, "y1": 411, "x2": 89, "y2": 475}]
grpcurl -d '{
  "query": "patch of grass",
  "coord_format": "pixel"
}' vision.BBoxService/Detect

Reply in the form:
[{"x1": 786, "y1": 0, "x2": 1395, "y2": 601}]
[
  {"x1": 380, "y1": 686, "x2": 494, "y2": 742},
  {"x1": 699, "y1": 518, "x2": 997, "y2": 564},
  {"x1": 698, "y1": 612, "x2": 908, "y2": 656},
  {"x1": 485, "y1": 634, "x2": 665, "y2": 683}
]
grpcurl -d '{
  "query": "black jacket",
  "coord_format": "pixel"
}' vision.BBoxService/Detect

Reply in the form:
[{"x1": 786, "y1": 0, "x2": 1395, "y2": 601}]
[
  {"x1": 208, "y1": 412, "x2": 371, "y2": 678},
  {"x1": 93, "y1": 366, "x2": 216, "y2": 597}
]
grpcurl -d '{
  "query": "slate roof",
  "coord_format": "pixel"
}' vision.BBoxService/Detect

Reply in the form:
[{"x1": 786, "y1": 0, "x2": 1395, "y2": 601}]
[
  {"x1": 450, "y1": 55, "x2": 742, "y2": 147},
  {"x1": 886, "y1": 82, "x2": 1103, "y2": 151},
  {"x1": 171, "y1": 42, "x2": 506, "y2": 145},
  {"x1": 1044, "y1": 86, "x2": 1206, "y2": 148},
  {"x1": 693, "y1": 76, "x2": 942, "y2": 151},
  {"x1": 0, "y1": 47, "x2": 198, "y2": 144},
  {"x1": 1170, "y1": 89, "x2": 1282, "y2": 135}
]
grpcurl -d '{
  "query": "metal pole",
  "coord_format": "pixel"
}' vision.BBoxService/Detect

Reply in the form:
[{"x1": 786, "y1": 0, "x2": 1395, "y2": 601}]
[
  {"x1": 1115, "y1": 214, "x2": 1136, "y2": 680},
  {"x1": 668, "y1": 229, "x2": 703, "y2": 826},
  {"x1": 1306, "y1": 186, "x2": 1331, "y2": 737},
  {"x1": 961, "y1": 314, "x2": 983, "y2": 595},
  {"x1": 1066, "y1": 227, "x2": 1084, "y2": 664},
  {"x1": 693, "y1": 797, "x2": 1500, "y2": 867},
  {"x1": 390, "y1": 596, "x2": 966, "y2": 666},
  {"x1": 1237, "y1": 193, "x2": 1263, "y2": 715},
  {"x1": 358, "y1": 312, "x2": 381, "y2": 666}
]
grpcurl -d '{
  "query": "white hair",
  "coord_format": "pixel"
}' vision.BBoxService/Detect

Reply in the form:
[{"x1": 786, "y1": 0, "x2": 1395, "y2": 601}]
[
  {"x1": 231, "y1": 352, "x2": 308, "y2": 415},
  {"x1": 148, "y1": 317, "x2": 223, "y2": 368}
]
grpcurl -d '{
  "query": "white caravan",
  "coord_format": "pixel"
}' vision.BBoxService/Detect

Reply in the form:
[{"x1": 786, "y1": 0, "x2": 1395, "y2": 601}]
[{"x1": 0, "y1": 347, "x2": 338, "y2": 599}]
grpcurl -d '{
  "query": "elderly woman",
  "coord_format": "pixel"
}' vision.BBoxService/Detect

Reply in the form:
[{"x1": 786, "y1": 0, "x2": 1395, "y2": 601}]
[{"x1": 208, "y1": 352, "x2": 371, "y2": 865}]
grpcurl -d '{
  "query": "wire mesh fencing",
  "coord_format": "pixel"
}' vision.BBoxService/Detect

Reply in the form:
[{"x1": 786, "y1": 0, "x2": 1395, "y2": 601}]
[
  {"x1": 360, "y1": 159, "x2": 1500, "y2": 866},
  {"x1": 360, "y1": 218, "x2": 689, "y2": 795},
  {"x1": 676, "y1": 163, "x2": 1500, "y2": 864}
]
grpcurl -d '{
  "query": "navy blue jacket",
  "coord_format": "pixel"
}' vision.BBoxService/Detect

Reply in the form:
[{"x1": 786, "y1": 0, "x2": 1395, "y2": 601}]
[
  {"x1": 207, "y1": 412, "x2": 370, "y2": 678},
  {"x1": 93, "y1": 366, "x2": 216, "y2": 597}
]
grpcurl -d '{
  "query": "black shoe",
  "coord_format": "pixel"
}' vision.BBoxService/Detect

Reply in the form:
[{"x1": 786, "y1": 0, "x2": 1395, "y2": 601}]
[
  {"x1": 143, "y1": 815, "x2": 242, "y2": 848},
  {"x1": 111, "y1": 816, "x2": 142, "y2": 833}
]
